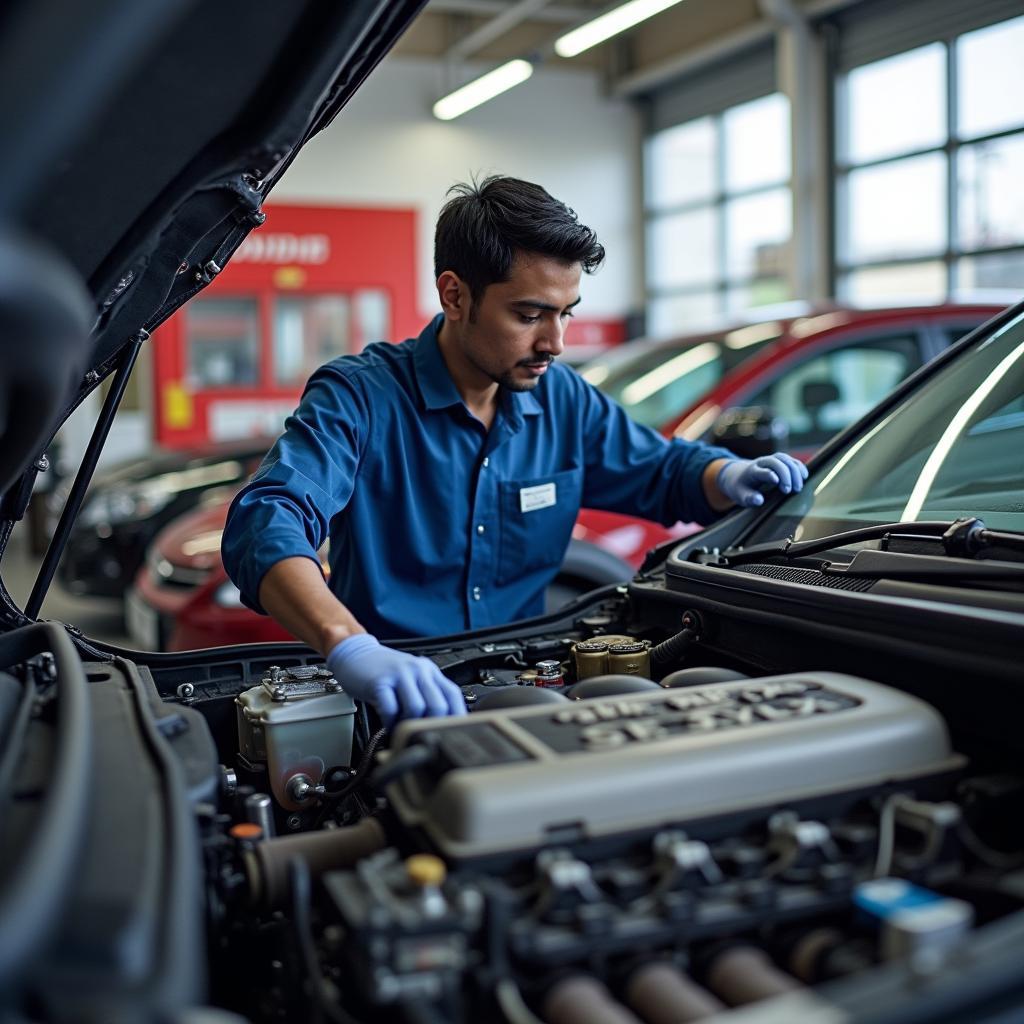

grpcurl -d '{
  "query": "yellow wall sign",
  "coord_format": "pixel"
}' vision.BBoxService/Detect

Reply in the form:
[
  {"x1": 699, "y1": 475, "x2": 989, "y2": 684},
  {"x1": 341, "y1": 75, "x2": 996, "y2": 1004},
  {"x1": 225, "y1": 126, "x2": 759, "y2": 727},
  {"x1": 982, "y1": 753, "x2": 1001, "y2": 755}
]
[
  {"x1": 273, "y1": 265, "x2": 307, "y2": 289},
  {"x1": 163, "y1": 381, "x2": 194, "y2": 428}
]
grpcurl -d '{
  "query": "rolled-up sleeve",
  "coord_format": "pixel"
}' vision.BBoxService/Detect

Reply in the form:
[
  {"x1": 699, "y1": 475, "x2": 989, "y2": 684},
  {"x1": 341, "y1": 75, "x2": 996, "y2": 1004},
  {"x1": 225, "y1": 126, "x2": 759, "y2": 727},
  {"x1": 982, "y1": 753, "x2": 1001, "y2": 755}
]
[
  {"x1": 573, "y1": 373, "x2": 734, "y2": 527},
  {"x1": 222, "y1": 364, "x2": 370, "y2": 613}
]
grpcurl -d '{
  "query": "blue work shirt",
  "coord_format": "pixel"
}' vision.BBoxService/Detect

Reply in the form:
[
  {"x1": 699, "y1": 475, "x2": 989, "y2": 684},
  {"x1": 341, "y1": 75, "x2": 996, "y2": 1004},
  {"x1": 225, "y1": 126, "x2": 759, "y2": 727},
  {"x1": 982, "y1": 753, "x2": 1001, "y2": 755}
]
[{"x1": 222, "y1": 315, "x2": 733, "y2": 639}]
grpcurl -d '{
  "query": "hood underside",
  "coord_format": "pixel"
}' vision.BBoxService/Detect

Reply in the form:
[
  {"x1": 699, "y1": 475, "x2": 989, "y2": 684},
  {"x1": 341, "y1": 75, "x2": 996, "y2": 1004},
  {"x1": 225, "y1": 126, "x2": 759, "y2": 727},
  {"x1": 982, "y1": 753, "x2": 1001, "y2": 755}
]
[{"x1": 0, "y1": 0, "x2": 425, "y2": 502}]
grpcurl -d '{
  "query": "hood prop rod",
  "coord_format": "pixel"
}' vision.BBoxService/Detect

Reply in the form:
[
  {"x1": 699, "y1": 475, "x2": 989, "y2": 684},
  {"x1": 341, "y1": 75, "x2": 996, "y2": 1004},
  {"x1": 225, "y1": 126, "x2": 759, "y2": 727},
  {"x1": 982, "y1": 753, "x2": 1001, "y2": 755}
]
[{"x1": 25, "y1": 332, "x2": 146, "y2": 620}]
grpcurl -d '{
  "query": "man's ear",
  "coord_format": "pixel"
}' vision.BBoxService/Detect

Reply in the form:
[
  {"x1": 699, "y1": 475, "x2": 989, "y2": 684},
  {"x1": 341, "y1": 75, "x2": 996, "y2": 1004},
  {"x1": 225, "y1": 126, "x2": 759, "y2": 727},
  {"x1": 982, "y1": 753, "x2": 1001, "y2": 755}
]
[{"x1": 437, "y1": 270, "x2": 469, "y2": 321}]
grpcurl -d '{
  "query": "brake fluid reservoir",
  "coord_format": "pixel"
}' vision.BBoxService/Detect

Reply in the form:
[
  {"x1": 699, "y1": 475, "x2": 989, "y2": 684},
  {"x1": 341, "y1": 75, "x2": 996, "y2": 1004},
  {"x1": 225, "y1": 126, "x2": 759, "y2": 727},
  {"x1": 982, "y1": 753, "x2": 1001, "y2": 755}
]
[{"x1": 236, "y1": 665, "x2": 356, "y2": 811}]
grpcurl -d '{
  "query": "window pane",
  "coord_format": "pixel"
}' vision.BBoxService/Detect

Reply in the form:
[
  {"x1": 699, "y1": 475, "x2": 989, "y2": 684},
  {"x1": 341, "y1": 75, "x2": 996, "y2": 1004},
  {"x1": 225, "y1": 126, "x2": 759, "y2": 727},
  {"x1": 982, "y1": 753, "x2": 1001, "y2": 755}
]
[
  {"x1": 958, "y1": 250, "x2": 1024, "y2": 291},
  {"x1": 726, "y1": 278, "x2": 790, "y2": 316},
  {"x1": 353, "y1": 290, "x2": 390, "y2": 352},
  {"x1": 185, "y1": 297, "x2": 260, "y2": 390},
  {"x1": 844, "y1": 44, "x2": 946, "y2": 163},
  {"x1": 839, "y1": 261, "x2": 946, "y2": 304},
  {"x1": 724, "y1": 188, "x2": 791, "y2": 278},
  {"x1": 843, "y1": 154, "x2": 946, "y2": 263},
  {"x1": 958, "y1": 14, "x2": 1024, "y2": 139},
  {"x1": 958, "y1": 134, "x2": 1024, "y2": 250},
  {"x1": 724, "y1": 93, "x2": 790, "y2": 192},
  {"x1": 743, "y1": 337, "x2": 920, "y2": 450},
  {"x1": 598, "y1": 342, "x2": 725, "y2": 430},
  {"x1": 647, "y1": 292, "x2": 720, "y2": 338},
  {"x1": 645, "y1": 117, "x2": 716, "y2": 210},
  {"x1": 273, "y1": 296, "x2": 350, "y2": 386},
  {"x1": 647, "y1": 208, "x2": 718, "y2": 290}
]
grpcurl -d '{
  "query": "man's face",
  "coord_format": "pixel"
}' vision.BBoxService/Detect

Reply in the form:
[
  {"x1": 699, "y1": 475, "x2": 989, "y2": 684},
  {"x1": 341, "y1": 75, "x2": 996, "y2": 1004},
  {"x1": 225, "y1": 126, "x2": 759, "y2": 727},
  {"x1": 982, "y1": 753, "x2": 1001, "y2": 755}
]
[{"x1": 456, "y1": 254, "x2": 582, "y2": 392}]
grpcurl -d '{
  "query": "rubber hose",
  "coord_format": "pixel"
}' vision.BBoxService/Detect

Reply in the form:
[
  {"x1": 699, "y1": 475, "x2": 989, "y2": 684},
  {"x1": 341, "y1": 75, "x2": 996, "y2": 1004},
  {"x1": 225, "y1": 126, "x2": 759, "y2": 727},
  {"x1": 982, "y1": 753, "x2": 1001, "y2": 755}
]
[
  {"x1": 249, "y1": 816, "x2": 386, "y2": 908},
  {"x1": 543, "y1": 976, "x2": 644, "y2": 1024},
  {"x1": 705, "y1": 946, "x2": 802, "y2": 1006},
  {"x1": 649, "y1": 629, "x2": 695, "y2": 672},
  {"x1": 625, "y1": 962, "x2": 725, "y2": 1023}
]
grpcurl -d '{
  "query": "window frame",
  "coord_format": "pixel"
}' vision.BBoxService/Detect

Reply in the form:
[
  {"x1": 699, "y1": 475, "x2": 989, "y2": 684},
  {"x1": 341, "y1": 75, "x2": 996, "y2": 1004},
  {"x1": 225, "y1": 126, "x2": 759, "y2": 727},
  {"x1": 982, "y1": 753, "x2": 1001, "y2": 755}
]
[
  {"x1": 643, "y1": 92, "x2": 793, "y2": 334},
  {"x1": 833, "y1": 16, "x2": 1024, "y2": 299}
]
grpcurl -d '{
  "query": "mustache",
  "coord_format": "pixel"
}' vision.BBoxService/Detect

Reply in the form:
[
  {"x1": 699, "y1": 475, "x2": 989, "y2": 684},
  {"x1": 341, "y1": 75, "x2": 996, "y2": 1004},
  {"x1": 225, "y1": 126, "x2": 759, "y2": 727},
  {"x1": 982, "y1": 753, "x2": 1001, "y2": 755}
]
[{"x1": 517, "y1": 355, "x2": 554, "y2": 367}]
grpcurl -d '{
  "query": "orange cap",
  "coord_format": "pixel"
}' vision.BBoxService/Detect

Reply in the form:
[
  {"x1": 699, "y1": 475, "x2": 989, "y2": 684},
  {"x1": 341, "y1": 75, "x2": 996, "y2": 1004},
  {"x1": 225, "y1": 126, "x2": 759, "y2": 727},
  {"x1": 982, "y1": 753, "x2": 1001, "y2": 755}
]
[{"x1": 229, "y1": 822, "x2": 263, "y2": 841}]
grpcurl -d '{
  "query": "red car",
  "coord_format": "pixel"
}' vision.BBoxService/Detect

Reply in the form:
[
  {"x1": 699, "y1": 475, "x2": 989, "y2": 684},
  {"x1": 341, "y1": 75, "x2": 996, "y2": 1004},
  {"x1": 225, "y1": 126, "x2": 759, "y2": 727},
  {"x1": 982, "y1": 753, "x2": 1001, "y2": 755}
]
[
  {"x1": 573, "y1": 302, "x2": 1001, "y2": 562},
  {"x1": 129, "y1": 302, "x2": 1001, "y2": 650},
  {"x1": 127, "y1": 498, "x2": 293, "y2": 651}
]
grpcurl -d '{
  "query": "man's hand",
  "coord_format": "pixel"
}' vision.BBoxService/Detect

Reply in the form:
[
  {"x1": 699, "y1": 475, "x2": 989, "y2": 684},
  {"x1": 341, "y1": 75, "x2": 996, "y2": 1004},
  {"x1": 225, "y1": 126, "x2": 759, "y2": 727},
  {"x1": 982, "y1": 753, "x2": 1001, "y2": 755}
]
[
  {"x1": 326, "y1": 633, "x2": 467, "y2": 728},
  {"x1": 715, "y1": 453, "x2": 808, "y2": 508}
]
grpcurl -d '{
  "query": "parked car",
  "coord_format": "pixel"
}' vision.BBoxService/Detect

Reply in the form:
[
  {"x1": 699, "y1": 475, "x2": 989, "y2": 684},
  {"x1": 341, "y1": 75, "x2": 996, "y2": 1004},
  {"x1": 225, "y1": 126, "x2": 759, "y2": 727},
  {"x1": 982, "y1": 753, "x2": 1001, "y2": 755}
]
[
  {"x1": 577, "y1": 303, "x2": 1001, "y2": 564},
  {"x1": 52, "y1": 439, "x2": 270, "y2": 599},
  {"x1": 2, "y1": 4, "x2": 1022, "y2": 1024}
]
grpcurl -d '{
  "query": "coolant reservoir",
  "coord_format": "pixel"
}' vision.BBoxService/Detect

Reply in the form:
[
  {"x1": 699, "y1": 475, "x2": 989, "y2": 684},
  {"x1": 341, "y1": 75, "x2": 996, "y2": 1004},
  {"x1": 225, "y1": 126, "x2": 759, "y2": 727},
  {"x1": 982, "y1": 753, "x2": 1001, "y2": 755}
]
[
  {"x1": 236, "y1": 665, "x2": 356, "y2": 811},
  {"x1": 572, "y1": 635, "x2": 652, "y2": 680}
]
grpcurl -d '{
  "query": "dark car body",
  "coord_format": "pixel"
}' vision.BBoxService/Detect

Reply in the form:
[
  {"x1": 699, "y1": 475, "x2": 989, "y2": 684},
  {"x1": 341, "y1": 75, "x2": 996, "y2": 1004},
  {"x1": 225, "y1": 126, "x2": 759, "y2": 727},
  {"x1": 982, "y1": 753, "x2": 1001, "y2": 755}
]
[
  {"x1": 1, "y1": 4, "x2": 1023, "y2": 1024},
  {"x1": 54, "y1": 439, "x2": 270, "y2": 598}
]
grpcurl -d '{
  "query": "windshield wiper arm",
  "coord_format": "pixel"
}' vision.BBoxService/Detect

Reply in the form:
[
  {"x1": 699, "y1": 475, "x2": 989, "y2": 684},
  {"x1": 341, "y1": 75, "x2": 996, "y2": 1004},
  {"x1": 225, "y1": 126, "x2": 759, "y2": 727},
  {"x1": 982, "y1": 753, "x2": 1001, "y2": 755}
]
[
  {"x1": 835, "y1": 548, "x2": 1024, "y2": 582},
  {"x1": 711, "y1": 517, "x2": 1024, "y2": 567}
]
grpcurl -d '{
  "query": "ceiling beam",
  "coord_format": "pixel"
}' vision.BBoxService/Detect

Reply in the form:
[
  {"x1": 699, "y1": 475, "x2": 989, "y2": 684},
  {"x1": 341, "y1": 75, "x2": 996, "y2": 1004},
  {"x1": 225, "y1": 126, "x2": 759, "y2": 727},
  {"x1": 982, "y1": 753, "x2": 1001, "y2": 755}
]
[
  {"x1": 428, "y1": 0, "x2": 591, "y2": 25},
  {"x1": 445, "y1": 0, "x2": 556, "y2": 60}
]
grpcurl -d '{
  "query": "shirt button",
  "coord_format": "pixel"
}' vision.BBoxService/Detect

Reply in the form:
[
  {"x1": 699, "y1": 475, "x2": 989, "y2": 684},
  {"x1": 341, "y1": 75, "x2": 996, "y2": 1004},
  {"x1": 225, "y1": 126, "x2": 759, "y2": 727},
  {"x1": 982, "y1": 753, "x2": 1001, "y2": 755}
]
[
  {"x1": 482, "y1": 457, "x2": 489, "y2": 468},
  {"x1": 472, "y1": 586, "x2": 481, "y2": 600},
  {"x1": 476, "y1": 524, "x2": 485, "y2": 535}
]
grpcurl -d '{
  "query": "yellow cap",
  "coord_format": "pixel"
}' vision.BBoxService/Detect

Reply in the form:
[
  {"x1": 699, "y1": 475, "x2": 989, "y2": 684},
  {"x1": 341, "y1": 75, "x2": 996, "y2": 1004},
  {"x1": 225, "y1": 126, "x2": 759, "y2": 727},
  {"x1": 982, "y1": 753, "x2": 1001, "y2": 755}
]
[{"x1": 406, "y1": 853, "x2": 447, "y2": 887}]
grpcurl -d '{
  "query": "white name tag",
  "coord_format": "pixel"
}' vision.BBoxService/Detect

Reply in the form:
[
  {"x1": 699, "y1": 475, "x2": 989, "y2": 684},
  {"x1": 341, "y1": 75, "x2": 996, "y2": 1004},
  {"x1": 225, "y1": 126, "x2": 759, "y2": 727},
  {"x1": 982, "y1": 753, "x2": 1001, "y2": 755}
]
[{"x1": 520, "y1": 481, "x2": 557, "y2": 513}]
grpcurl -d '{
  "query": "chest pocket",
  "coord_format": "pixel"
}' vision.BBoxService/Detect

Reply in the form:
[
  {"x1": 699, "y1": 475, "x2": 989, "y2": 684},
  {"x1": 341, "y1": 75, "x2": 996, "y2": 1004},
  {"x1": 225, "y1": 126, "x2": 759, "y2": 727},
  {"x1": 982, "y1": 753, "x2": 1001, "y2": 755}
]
[{"x1": 496, "y1": 467, "x2": 583, "y2": 585}]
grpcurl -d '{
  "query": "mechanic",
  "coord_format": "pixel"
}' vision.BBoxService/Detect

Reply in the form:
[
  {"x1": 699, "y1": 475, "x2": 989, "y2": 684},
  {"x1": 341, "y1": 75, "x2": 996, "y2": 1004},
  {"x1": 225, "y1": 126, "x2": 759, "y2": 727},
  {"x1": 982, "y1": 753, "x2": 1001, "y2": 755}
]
[{"x1": 222, "y1": 175, "x2": 806, "y2": 727}]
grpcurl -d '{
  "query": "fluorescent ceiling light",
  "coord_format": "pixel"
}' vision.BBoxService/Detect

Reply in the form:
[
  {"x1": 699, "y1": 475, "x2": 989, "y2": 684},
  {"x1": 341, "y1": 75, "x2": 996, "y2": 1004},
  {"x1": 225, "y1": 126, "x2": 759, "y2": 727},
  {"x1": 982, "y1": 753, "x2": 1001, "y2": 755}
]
[
  {"x1": 555, "y1": 0, "x2": 688, "y2": 58},
  {"x1": 433, "y1": 59, "x2": 533, "y2": 121}
]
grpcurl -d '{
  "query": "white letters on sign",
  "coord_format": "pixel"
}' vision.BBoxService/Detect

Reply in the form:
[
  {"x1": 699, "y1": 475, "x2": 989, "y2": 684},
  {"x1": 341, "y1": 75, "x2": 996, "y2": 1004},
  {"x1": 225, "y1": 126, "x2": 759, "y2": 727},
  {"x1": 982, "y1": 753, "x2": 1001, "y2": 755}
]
[
  {"x1": 520, "y1": 482, "x2": 556, "y2": 513},
  {"x1": 234, "y1": 233, "x2": 330, "y2": 265}
]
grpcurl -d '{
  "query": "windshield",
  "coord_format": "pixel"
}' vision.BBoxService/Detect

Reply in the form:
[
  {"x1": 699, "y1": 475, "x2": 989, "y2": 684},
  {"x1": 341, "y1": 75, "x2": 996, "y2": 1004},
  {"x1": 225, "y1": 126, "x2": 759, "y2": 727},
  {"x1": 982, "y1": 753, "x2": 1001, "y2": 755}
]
[
  {"x1": 744, "y1": 307, "x2": 1024, "y2": 547},
  {"x1": 583, "y1": 328, "x2": 777, "y2": 429}
]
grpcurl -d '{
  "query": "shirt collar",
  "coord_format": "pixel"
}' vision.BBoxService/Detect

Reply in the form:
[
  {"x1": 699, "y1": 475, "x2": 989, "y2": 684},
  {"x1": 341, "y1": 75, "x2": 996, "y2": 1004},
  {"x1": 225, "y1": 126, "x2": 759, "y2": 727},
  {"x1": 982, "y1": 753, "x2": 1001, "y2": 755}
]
[
  {"x1": 413, "y1": 315, "x2": 464, "y2": 411},
  {"x1": 413, "y1": 314, "x2": 544, "y2": 423}
]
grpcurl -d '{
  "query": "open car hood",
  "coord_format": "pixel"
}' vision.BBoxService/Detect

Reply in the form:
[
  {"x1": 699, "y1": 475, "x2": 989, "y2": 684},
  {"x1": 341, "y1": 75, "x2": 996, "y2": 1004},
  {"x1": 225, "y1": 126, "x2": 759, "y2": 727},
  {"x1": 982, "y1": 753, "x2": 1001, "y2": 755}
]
[{"x1": 0, "y1": 0, "x2": 425, "y2": 505}]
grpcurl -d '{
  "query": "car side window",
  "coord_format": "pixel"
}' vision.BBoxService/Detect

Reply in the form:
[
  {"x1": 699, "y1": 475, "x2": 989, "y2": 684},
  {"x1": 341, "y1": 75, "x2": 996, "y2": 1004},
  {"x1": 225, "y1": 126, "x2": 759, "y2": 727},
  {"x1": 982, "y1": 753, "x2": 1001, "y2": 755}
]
[{"x1": 741, "y1": 334, "x2": 923, "y2": 451}]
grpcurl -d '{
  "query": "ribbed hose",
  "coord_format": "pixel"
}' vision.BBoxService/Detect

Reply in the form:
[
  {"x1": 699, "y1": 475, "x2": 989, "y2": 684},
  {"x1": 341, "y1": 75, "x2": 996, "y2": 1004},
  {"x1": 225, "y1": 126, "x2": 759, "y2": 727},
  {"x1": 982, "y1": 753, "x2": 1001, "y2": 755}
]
[{"x1": 649, "y1": 628, "x2": 696, "y2": 673}]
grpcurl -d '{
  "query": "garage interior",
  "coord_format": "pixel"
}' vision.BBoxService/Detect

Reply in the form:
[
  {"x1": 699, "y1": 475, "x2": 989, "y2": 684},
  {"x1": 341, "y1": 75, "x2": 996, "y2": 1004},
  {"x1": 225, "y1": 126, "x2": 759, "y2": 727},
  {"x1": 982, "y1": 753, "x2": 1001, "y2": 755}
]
[
  {"x1": 9, "y1": 0, "x2": 1024, "y2": 647},
  {"x1": 8, "y1": 0, "x2": 1022, "y2": 650},
  {"x1": 2, "y1": 2, "x2": 1024, "y2": 1023}
]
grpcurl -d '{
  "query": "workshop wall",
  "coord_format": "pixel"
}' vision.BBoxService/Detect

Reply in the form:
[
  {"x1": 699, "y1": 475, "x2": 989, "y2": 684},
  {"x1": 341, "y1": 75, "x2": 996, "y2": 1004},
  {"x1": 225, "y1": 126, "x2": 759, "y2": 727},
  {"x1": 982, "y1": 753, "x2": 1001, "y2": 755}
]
[{"x1": 272, "y1": 55, "x2": 643, "y2": 329}]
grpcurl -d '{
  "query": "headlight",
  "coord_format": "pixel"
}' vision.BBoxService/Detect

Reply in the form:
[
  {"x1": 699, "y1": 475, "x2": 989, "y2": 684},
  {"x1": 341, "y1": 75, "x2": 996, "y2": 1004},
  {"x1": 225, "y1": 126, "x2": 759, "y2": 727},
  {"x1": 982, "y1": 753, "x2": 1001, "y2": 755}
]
[
  {"x1": 213, "y1": 582, "x2": 244, "y2": 608},
  {"x1": 79, "y1": 488, "x2": 174, "y2": 527}
]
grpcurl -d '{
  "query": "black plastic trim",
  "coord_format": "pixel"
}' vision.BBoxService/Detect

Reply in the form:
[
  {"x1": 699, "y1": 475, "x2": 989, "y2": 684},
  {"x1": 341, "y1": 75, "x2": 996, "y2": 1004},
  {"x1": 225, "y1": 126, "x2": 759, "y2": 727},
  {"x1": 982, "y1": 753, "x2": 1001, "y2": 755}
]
[{"x1": 0, "y1": 622, "x2": 92, "y2": 988}]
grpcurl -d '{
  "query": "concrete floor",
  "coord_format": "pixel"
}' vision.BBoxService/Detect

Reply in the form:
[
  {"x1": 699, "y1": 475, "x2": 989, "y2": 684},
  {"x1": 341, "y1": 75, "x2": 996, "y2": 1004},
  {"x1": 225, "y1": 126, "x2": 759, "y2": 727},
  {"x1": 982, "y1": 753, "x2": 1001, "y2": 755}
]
[{"x1": 3, "y1": 519, "x2": 132, "y2": 646}]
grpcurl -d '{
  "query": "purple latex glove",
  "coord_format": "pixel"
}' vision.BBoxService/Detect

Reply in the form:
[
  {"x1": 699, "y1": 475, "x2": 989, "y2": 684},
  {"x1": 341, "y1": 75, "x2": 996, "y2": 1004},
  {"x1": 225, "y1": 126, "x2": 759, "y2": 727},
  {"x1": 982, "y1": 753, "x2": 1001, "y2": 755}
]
[
  {"x1": 326, "y1": 633, "x2": 467, "y2": 728},
  {"x1": 716, "y1": 453, "x2": 808, "y2": 508}
]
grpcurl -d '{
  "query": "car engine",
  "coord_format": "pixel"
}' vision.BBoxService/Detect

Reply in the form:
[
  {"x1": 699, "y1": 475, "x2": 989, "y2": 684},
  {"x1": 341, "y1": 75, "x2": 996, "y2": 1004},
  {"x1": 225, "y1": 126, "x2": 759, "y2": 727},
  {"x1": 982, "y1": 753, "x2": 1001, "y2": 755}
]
[
  {"x1": 4, "y1": 579, "x2": 1024, "y2": 1024},
  {"x1": 176, "y1": 603, "x2": 1022, "y2": 1024}
]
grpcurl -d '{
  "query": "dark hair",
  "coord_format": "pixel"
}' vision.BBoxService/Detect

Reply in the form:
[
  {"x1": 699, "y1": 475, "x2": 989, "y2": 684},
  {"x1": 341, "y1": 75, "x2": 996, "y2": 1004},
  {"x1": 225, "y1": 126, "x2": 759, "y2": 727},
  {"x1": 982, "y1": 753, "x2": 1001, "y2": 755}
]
[{"x1": 434, "y1": 175, "x2": 605, "y2": 303}]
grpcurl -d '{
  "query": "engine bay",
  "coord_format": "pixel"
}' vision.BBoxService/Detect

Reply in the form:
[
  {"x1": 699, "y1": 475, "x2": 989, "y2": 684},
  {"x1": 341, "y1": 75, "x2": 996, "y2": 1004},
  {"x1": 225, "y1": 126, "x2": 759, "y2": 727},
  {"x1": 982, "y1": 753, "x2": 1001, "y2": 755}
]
[{"x1": 3, "y1": 565, "x2": 1024, "y2": 1024}]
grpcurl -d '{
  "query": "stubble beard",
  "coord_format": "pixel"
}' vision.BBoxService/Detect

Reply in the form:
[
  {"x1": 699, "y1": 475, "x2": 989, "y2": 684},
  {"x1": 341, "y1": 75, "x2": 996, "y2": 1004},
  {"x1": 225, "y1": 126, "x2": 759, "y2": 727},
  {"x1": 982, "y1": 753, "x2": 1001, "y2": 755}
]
[{"x1": 497, "y1": 370, "x2": 540, "y2": 392}]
